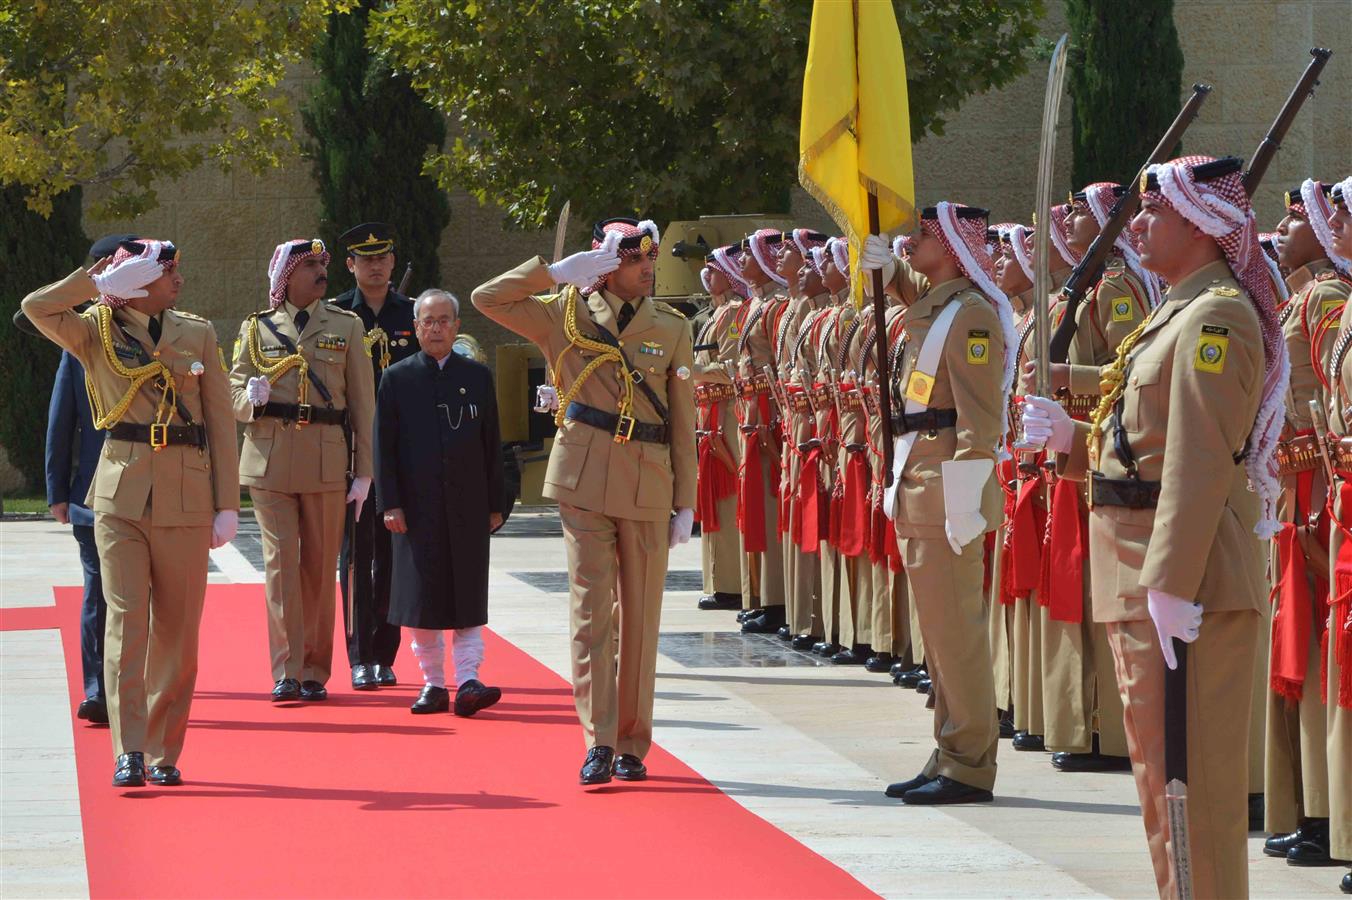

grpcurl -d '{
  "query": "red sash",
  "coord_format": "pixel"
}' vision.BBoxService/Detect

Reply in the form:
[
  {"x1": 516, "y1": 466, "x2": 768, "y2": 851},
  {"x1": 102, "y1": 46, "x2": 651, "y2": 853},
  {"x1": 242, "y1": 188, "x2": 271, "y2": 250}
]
[
  {"x1": 736, "y1": 430, "x2": 767, "y2": 553},
  {"x1": 1008, "y1": 477, "x2": 1046, "y2": 600},
  {"x1": 796, "y1": 446, "x2": 825, "y2": 550},
  {"x1": 1327, "y1": 482, "x2": 1352, "y2": 708},
  {"x1": 1271, "y1": 468, "x2": 1329, "y2": 702},
  {"x1": 838, "y1": 451, "x2": 870, "y2": 556},
  {"x1": 696, "y1": 434, "x2": 737, "y2": 532},
  {"x1": 828, "y1": 475, "x2": 844, "y2": 550},
  {"x1": 1041, "y1": 476, "x2": 1088, "y2": 623}
]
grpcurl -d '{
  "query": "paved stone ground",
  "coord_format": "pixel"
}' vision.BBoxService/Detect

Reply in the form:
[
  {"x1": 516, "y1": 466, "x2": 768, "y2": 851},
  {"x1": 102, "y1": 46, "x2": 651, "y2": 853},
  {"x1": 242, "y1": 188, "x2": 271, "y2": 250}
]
[{"x1": 0, "y1": 511, "x2": 1335, "y2": 898}]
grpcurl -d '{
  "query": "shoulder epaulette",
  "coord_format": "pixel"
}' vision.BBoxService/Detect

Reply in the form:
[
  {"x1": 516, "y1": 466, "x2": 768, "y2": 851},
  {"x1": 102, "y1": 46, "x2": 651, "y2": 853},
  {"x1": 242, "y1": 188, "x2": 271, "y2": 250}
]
[
  {"x1": 171, "y1": 309, "x2": 207, "y2": 322},
  {"x1": 653, "y1": 301, "x2": 687, "y2": 319},
  {"x1": 537, "y1": 291, "x2": 561, "y2": 305},
  {"x1": 324, "y1": 301, "x2": 361, "y2": 319},
  {"x1": 1316, "y1": 270, "x2": 1340, "y2": 283}
]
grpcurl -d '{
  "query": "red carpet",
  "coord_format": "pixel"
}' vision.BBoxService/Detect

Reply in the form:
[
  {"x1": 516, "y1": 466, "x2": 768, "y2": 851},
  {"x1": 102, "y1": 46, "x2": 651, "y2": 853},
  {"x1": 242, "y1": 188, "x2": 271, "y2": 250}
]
[{"x1": 24, "y1": 585, "x2": 874, "y2": 899}]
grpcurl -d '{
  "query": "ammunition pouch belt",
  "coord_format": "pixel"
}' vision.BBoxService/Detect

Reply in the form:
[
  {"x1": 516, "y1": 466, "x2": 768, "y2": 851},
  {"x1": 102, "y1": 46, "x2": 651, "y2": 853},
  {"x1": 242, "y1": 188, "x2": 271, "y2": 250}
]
[
  {"x1": 565, "y1": 401, "x2": 668, "y2": 444},
  {"x1": 738, "y1": 372, "x2": 772, "y2": 399},
  {"x1": 694, "y1": 383, "x2": 736, "y2": 406},
  {"x1": 108, "y1": 422, "x2": 206, "y2": 449},
  {"x1": 890, "y1": 408, "x2": 958, "y2": 436},
  {"x1": 1060, "y1": 392, "x2": 1100, "y2": 421},
  {"x1": 256, "y1": 402, "x2": 348, "y2": 427},
  {"x1": 1275, "y1": 433, "x2": 1321, "y2": 477},
  {"x1": 839, "y1": 389, "x2": 864, "y2": 412},
  {"x1": 1334, "y1": 437, "x2": 1352, "y2": 476},
  {"x1": 1090, "y1": 472, "x2": 1161, "y2": 509},
  {"x1": 786, "y1": 390, "x2": 813, "y2": 416},
  {"x1": 809, "y1": 384, "x2": 832, "y2": 411}
]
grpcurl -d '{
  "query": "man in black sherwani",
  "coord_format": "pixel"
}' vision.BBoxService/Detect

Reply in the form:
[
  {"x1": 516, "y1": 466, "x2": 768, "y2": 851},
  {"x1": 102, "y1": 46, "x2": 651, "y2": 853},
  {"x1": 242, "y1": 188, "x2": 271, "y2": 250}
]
[{"x1": 375, "y1": 288, "x2": 505, "y2": 716}]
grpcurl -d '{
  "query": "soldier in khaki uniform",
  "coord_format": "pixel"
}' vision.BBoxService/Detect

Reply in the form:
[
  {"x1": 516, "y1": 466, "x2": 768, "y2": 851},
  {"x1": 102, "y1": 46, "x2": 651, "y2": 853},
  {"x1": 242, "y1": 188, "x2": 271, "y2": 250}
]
[
  {"x1": 23, "y1": 240, "x2": 240, "y2": 787},
  {"x1": 1024, "y1": 155, "x2": 1283, "y2": 899},
  {"x1": 472, "y1": 218, "x2": 696, "y2": 786},
  {"x1": 692, "y1": 261, "x2": 745, "y2": 612},
  {"x1": 1264, "y1": 178, "x2": 1351, "y2": 862},
  {"x1": 229, "y1": 239, "x2": 376, "y2": 703},
  {"x1": 862, "y1": 202, "x2": 1016, "y2": 805}
]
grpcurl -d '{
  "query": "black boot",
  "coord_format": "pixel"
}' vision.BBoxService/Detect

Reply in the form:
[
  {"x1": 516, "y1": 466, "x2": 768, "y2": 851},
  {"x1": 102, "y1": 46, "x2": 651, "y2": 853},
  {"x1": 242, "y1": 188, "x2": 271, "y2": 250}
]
[{"x1": 740, "y1": 605, "x2": 786, "y2": 634}]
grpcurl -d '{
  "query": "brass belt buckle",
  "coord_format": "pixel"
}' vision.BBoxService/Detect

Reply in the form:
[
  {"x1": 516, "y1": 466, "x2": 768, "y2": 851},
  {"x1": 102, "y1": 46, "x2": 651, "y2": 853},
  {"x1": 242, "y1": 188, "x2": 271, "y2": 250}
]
[
  {"x1": 614, "y1": 415, "x2": 636, "y2": 443},
  {"x1": 296, "y1": 403, "x2": 313, "y2": 426},
  {"x1": 149, "y1": 423, "x2": 168, "y2": 451}
]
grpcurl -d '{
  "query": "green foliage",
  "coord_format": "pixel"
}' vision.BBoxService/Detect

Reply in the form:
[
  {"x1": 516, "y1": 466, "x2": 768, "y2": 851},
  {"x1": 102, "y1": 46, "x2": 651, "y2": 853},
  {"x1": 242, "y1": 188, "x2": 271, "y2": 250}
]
[
  {"x1": 1066, "y1": 0, "x2": 1183, "y2": 188},
  {"x1": 0, "y1": 0, "x2": 350, "y2": 219},
  {"x1": 0, "y1": 186, "x2": 87, "y2": 491},
  {"x1": 368, "y1": 0, "x2": 1045, "y2": 229},
  {"x1": 300, "y1": 1, "x2": 451, "y2": 297}
]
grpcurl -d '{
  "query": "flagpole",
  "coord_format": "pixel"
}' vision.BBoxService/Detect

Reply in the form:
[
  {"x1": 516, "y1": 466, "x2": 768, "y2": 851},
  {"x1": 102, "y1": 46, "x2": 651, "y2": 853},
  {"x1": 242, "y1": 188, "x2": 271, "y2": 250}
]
[{"x1": 868, "y1": 194, "x2": 894, "y2": 487}]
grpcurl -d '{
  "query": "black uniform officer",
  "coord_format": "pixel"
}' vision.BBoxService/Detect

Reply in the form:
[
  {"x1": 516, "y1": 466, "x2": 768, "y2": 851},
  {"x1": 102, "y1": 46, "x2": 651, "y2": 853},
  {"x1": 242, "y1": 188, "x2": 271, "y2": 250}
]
[{"x1": 334, "y1": 222, "x2": 419, "y2": 689}]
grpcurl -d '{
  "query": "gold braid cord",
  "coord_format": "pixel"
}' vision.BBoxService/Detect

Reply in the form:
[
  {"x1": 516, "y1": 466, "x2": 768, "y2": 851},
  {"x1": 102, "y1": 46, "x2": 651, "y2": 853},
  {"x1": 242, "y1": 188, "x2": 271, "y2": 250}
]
[
  {"x1": 551, "y1": 286, "x2": 634, "y2": 429},
  {"x1": 84, "y1": 304, "x2": 178, "y2": 432},
  {"x1": 246, "y1": 315, "x2": 310, "y2": 407},
  {"x1": 363, "y1": 326, "x2": 391, "y2": 370},
  {"x1": 1087, "y1": 310, "x2": 1155, "y2": 470}
]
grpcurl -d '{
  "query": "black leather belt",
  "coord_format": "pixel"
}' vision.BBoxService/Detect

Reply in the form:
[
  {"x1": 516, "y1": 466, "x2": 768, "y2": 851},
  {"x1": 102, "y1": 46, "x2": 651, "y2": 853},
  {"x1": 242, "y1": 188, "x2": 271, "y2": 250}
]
[
  {"x1": 890, "y1": 408, "x2": 958, "y2": 435},
  {"x1": 565, "y1": 401, "x2": 668, "y2": 444},
  {"x1": 108, "y1": 422, "x2": 205, "y2": 448},
  {"x1": 256, "y1": 402, "x2": 347, "y2": 426},
  {"x1": 1090, "y1": 472, "x2": 1161, "y2": 509}
]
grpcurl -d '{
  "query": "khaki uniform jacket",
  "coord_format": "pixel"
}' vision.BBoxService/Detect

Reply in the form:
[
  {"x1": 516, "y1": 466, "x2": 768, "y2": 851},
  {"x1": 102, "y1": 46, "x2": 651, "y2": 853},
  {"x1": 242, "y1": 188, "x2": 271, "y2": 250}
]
[
  {"x1": 1067, "y1": 260, "x2": 1151, "y2": 395},
  {"x1": 1059, "y1": 260, "x2": 1267, "y2": 621},
  {"x1": 1282, "y1": 259, "x2": 1350, "y2": 432},
  {"x1": 472, "y1": 257, "x2": 696, "y2": 523},
  {"x1": 228, "y1": 300, "x2": 375, "y2": 492},
  {"x1": 736, "y1": 288, "x2": 789, "y2": 430},
  {"x1": 889, "y1": 275, "x2": 1007, "y2": 539},
  {"x1": 22, "y1": 270, "x2": 239, "y2": 525},
  {"x1": 693, "y1": 298, "x2": 741, "y2": 454}
]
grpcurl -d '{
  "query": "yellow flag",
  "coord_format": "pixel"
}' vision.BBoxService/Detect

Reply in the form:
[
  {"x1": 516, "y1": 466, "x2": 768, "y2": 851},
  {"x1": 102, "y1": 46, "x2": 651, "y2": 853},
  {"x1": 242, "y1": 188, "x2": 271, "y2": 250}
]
[{"x1": 798, "y1": 0, "x2": 915, "y2": 305}]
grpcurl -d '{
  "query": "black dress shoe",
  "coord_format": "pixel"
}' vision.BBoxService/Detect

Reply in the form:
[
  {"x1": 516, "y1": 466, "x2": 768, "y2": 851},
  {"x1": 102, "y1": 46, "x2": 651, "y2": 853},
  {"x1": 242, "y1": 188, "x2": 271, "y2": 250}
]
[
  {"x1": 1287, "y1": 840, "x2": 1343, "y2": 867},
  {"x1": 147, "y1": 765, "x2": 182, "y2": 786},
  {"x1": 580, "y1": 746, "x2": 615, "y2": 786},
  {"x1": 776, "y1": 624, "x2": 793, "y2": 641},
  {"x1": 271, "y1": 678, "x2": 301, "y2": 702},
  {"x1": 1012, "y1": 731, "x2": 1045, "y2": 751},
  {"x1": 915, "y1": 677, "x2": 932, "y2": 694},
  {"x1": 411, "y1": 684, "x2": 450, "y2": 714},
  {"x1": 903, "y1": 775, "x2": 994, "y2": 805},
  {"x1": 1340, "y1": 870, "x2": 1350, "y2": 893},
  {"x1": 864, "y1": 653, "x2": 896, "y2": 673},
  {"x1": 374, "y1": 665, "x2": 397, "y2": 686},
  {"x1": 697, "y1": 593, "x2": 742, "y2": 611},
  {"x1": 299, "y1": 680, "x2": 328, "y2": 701},
  {"x1": 790, "y1": 634, "x2": 819, "y2": 651},
  {"x1": 613, "y1": 753, "x2": 647, "y2": 781},
  {"x1": 113, "y1": 752, "x2": 145, "y2": 787},
  {"x1": 1267, "y1": 819, "x2": 1328, "y2": 858},
  {"x1": 831, "y1": 645, "x2": 868, "y2": 665},
  {"x1": 896, "y1": 667, "x2": 926, "y2": 689},
  {"x1": 351, "y1": 664, "x2": 378, "y2": 691},
  {"x1": 889, "y1": 660, "x2": 908, "y2": 679},
  {"x1": 78, "y1": 697, "x2": 109, "y2": 724},
  {"x1": 884, "y1": 773, "x2": 934, "y2": 798},
  {"x1": 740, "y1": 606, "x2": 786, "y2": 634},
  {"x1": 736, "y1": 609, "x2": 759, "y2": 623},
  {"x1": 998, "y1": 710, "x2": 1015, "y2": 739},
  {"x1": 1249, "y1": 792, "x2": 1265, "y2": 832},
  {"x1": 815, "y1": 642, "x2": 841, "y2": 657},
  {"x1": 454, "y1": 680, "x2": 502, "y2": 717},
  {"x1": 1051, "y1": 751, "x2": 1131, "y2": 773}
]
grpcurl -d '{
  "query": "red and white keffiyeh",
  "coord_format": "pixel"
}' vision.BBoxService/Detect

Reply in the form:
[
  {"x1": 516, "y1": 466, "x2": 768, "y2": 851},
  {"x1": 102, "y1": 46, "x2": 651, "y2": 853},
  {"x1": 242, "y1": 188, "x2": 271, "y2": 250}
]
[
  {"x1": 1300, "y1": 179, "x2": 1350, "y2": 275},
  {"x1": 792, "y1": 229, "x2": 829, "y2": 276},
  {"x1": 710, "y1": 244, "x2": 750, "y2": 299},
  {"x1": 267, "y1": 238, "x2": 330, "y2": 308},
  {"x1": 1049, "y1": 202, "x2": 1081, "y2": 269},
  {"x1": 583, "y1": 218, "x2": 660, "y2": 296},
  {"x1": 1257, "y1": 231, "x2": 1289, "y2": 304},
  {"x1": 1082, "y1": 182, "x2": 1163, "y2": 307},
  {"x1": 748, "y1": 228, "x2": 789, "y2": 288},
  {"x1": 98, "y1": 239, "x2": 179, "y2": 309},
  {"x1": 995, "y1": 222, "x2": 1034, "y2": 284},
  {"x1": 1143, "y1": 154, "x2": 1289, "y2": 537},
  {"x1": 922, "y1": 202, "x2": 1018, "y2": 394}
]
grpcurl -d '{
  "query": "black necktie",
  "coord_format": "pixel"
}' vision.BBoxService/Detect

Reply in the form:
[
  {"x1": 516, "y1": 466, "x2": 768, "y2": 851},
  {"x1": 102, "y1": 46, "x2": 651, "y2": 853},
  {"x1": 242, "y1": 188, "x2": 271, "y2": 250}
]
[
  {"x1": 294, "y1": 309, "x2": 310, "y2": 334},
  {"x1": 617, "y1": 301, "x2": 635, "y2": 333},
  {"x1": 147, "y1": 315, "x2": 161, "y2": 345}
]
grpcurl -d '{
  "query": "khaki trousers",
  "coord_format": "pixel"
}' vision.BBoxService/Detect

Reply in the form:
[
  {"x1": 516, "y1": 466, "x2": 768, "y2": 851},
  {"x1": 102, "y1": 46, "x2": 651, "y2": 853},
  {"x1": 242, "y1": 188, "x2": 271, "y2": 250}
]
[
  {"x1": 902, "y1": 536, "x2": 999, "y2": 790},
  {"x1": 700, "y1": 490, "x2": 742, "y2": 595},
  {"x1": 1329, "y1": 615, "x2": 1352, "y2": 859},
  {"x1": 877, "y1": 560, "x2": 918, "y2": 662},
  {"x1": 1107, "y1": 611, "x2": 1258, "y2": 900},
  {"x1": 990, "y1": 599, "x2": 1015, "y2": 711},
  {"x1": 743, "y1": 439, "x2": 784, "y2": 609},
  {"x1": 853, "y1": 554, "x2": 877, "y2": 650},
  {"x1": 96, "y1": 512, "x2": 210, "y2": 767},
  {"x1": 560, "y1": 504, "x2": 667, "y2": 760},
  {"x1": 820, "y1": 544, "x2": 844, "y2": 645},
  {"x1": 1248, "y1": 598, "x2": 1269, "y2": 794},
  {"x1": 251, "y1": 488, "x2": 345, "y2": 685},
  {"x1": 1013, "y1": 594, "x2": 1045, "y2": 735},
  {"x1": 785, "y1": 532, "x2": 819, "y2": 637},
  {"x1": 1041, "y1": 598, "x2": 1129, "y2": 756}
]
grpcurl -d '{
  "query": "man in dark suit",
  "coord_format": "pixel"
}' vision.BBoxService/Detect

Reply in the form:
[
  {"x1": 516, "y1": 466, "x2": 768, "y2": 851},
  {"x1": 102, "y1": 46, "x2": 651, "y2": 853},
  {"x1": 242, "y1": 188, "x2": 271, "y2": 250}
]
[
  {"x1": 333, "y1": 222, "x2": 418, "y2": 690},
  {"x1": 376, "y1": 288, "x2": 504, "y2": 717}
]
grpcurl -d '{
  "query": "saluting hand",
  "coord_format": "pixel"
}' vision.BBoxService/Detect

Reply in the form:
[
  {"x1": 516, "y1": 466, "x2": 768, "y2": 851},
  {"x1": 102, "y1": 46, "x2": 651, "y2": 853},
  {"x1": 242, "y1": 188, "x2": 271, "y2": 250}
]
[{"x1": 547, "y1": 232, "x2": 622, "y2": 288}]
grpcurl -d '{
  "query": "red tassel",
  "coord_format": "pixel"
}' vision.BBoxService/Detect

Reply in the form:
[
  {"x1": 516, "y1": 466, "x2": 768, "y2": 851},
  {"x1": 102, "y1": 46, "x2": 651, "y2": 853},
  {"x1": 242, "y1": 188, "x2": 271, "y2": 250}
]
[
  {"x1": 1009, "y1": 477, "x2": 1045, "y2": 598},
  {"x1": 1271, "y1": 522, "x2": 1315, "y2": 702},
  {"x1": 797, "y1": 446, "x2": 824, "y2": 551},
  {"x1": 838, "y1": 451, "x2": 870, "y2": 556},
  {"x1": 1044, "y1": 477, "x2": 1088, "y2": 623},
  {"x1": 736, "y1": 431, "x2": 767, "y2": 553}
]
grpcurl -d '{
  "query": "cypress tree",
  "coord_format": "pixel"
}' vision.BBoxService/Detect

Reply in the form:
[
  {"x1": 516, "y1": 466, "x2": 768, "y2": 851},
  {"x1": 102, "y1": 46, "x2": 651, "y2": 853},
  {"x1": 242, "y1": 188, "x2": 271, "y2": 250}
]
[
  {"x1": 0, "y1": 187, "x2": 89, "y2": 493},
  {"x1": 301, "y1": 1, "x2": 451, "y2": 298},
  {"x1": 1066, "y1": 0, "x2": 1184, "y2": 188}
]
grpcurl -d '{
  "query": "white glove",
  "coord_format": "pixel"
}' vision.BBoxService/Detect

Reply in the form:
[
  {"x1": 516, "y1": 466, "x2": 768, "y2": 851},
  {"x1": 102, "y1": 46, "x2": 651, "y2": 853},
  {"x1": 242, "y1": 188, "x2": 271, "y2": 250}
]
[
  {"x1": 941, "y1": 459, "x2": 993, "y2": 555},
  {"x1": 91, "y1": 255, "x2": 163, "y2": 299},
  {"x1": 1147, "y1": 589, "x2": 1203, "y2": 670},
  {"x1": 246, "y1": 376, "x2": 272, "y2": 407},
  {"x1": 859, "y1": 234, "x2": 894, "y2": 272},
  {"x1": 533, "y1": 383, "x2": 560, "y2": 413},
  {"x1": 669, "y1": 507, "x2": 694, "y2": 549},
  {"x1": 1021, "y1": 395, "x2": 1075, "y2": 453},
  {"x1": 346, "y1": 476, "x2": 372, "y2": 522},
  {"x1": 548, "y1": 232, "x2": 621, "y2": 287},
  {"x1": 211, "y1": 510, "x2": 238, "y2": 550}
]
